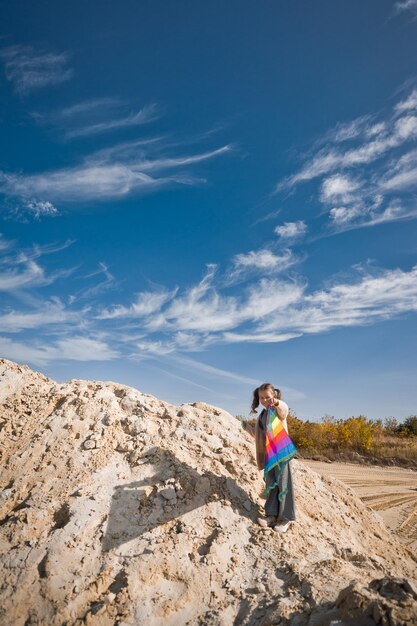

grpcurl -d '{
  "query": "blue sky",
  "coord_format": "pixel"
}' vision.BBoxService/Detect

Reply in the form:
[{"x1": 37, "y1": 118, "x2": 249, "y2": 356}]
[{"x1": 1, "y1": 0, "x2": 417, "y2": 421}]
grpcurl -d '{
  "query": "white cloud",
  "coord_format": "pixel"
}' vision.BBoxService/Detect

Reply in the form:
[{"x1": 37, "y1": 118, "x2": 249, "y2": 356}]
[
  {"x1": 274, "y1": 221, "x2": 307, "y2": 241},
  {"x1": 136, "y1": 145, "x2": 232, "y2": 173},
  {"x1": 222, "y1": 331, "x2": 302, "y2": 343},
  {"x1": 0, "y1": 239, "x2": 76, "y2": 296},
  {"x1": 161, "y1": 266, "x2": 240, "y2": 333},
  {"x1": 330, "y1": 116, "x2": 370, "y2": 143},
  {"x1": 0, "y1": 258, "x2": 47, "y2": 291},
  {"x1": 329, "y1": 206, "x2": 363, "y2": 224},
  {"x1": 365, "y1": 122, "x2": 387, "y2": 138},
  {"x1": 395, "y1": 89, "x2": 417, "y2": 115},
  {"x1": 0, "y1": 234, "x2": 14, "y2": 251},
  {"x1": 72, "y1": 262, "x2": 116, "y2": 301},
  {"x1": 357, "y1": 202, "x2": 417, "y2": 228},
  {"x1": 232, "y1": 249, "x2": 295, "y2": 272},
  {"x1": 0, "y1": 299, "x2": 78, "y2": 332},
  {"x1": 395, "y1": 0, "x2": 417, "y2": 14},
  {"x1": 0, "y1": 335, "x2": 118, "y2": 366},
  {"x1": 120, "y1": 264, "x2": 417, "y2": 350},
  {"x1": 59, "y1": 97, "x2": 123, "y2": 118},
  {"x1": 394, "y1": 115, "x2": 417, "y2": 140},
  {"x1": 0, "y1": 163, "x2": 159, "y2": 202},
  {"x1": 275, "y1": 89, "x2": 417, "y2": 234},
  {"x1": 25, "y1": 200, "x2": 59, "y2": 218},
  {"x1": 382, "y1": 149, "x2": 417, "y2": 191},
  {"x1": 198, "y1": 266, "x2": 414, "y2": 344},
  {"x1": 321, "y1": 174, "x2": 361, "y2": 202},
  {"x1": 383, "y1": 168, "x2": 417, "y2": 191},
  {"x1": 104, "y1": 272, "x2": 304, "y2": 344},
  {"x1": 241, "y1": 278, "x2": 304, "y2": 321},
  {"x1": 279, "y1": 103, "x2": 417, "y2": 191},
  {"x1": 0, "y1": 337, "x2": 53, "y2": 366},
  {"x1": 66, "y1": 104, "x2": 158, "y2": 138},
  {"x1": 98, "y1": 287, "x2": 176, "y2": 319},
  {"x1": 3, "y1": 235, "x2": 417, "y2": 363},
  {"x1": 0, "y1": 144, "x2": 231, "y2": 206},
  {"x1": 54, "y1": 337, "x2": 119, "y2": 361},
  {"x1": 134, "y1": 339, "x2": 175, "y2": 355},
  {"x1": 260, "y1": 265, "x2": 417, "y2": 336},
  {"x1": 0, "y1": 45, "x2": 73, "y2": 94},
  {"x1": 172, "y1": 331, "x2": 212, "y2": 352}
]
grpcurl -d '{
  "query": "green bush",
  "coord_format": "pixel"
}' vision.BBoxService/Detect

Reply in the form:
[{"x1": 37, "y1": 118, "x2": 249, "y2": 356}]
[{"x1": 399, "y1": 415, "x2": 417, "y2": 436}]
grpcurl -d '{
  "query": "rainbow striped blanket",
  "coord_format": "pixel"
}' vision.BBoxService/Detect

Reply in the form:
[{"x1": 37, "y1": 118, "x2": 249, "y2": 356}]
[{"x1": 262, "y1": 405, "x2": 297, "y2": 499}]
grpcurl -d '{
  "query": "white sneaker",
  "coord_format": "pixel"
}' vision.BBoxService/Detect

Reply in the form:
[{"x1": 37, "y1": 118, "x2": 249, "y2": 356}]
[
  {"x1": 257, "y1": 516, "x2": 277, "y2": 528},
  {"x1": 273, "y1": 520, "x2": 291, "y2": 533}
]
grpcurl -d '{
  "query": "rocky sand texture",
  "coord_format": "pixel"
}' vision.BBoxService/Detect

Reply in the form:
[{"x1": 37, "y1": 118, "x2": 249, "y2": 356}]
[{"x1": 1, "y1": 358, "x2": 416, "y2": 626}]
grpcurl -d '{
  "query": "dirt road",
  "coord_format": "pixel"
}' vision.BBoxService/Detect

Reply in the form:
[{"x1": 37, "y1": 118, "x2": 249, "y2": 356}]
[{"x1": 303, "y1": 460, "x2": 417, "y2": 553}]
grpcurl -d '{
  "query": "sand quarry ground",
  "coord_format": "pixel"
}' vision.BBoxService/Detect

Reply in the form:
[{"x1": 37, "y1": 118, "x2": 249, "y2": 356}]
[{"x1": 303, "y1": 461, "x2": 417, "y2": 554}]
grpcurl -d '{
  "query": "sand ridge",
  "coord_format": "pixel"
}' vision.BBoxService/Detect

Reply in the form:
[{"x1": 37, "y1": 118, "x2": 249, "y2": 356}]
[{"x1": 1, "y1": 358, "x2": 416, "y2": 626}]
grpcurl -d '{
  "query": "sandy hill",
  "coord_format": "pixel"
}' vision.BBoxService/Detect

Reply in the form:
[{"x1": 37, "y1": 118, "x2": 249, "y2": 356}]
[{"x1": 0, "y1": 358, "x2": 416, "y2": 626}]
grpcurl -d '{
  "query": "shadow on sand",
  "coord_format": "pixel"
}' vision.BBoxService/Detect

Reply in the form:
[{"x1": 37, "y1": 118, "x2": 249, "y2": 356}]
[{"x1": 102, "y1": 446, "x2": 259, "y2": 552}]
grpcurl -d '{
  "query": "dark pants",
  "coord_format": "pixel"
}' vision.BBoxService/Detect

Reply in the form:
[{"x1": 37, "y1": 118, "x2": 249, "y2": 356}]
[{"x1": 264, "y1": 461, "x2": 296, "y2": 521}]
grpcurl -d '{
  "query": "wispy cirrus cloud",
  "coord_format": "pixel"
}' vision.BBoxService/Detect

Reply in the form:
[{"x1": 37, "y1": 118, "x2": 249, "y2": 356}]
[
  {"x1": 0, "y1": 335, "x2": 118, "y2": 366},
  {"x1": 0, "y1": 257, "x2": 51, "y2": 291},
  {"x1": 95, "y1": 261, "x2": 417, "y2": 356},
  {"x1": 0, "y1": 298, "x2": 79, "y2": 332},
  {"x1": 33, "y1": 98, "x2": 160, "y2": 141},
  {"x1": 0, "y1": 238, "x2": 77, "y2": 292},
  {"x1": 2, "y1": 233, "x2": 417, "y2": 367},
  {"x1": 69, "y1": 262, "x2": 117, "y2": 303},
  {"x1": 394, "y1": 0, "x2": 417, "y2": 15},
  {"x1": 66, "y1": 103, "x2": 159, "y2": 138},
  {"x1": 319, "y1": 115, "x2": 373, "y2": 145},
  {"x1": 0, "y1": 44, "x2": 73, "y2": 94},
  {"x1": 5, "y1": 261, "x2": 417, "y2": 365},
  {"x1": 276, "y1": 88, "x2": 417, "y2": 233},
  {"x1": 382, "y1": 149, "x2": 417, "y2": 191},
  {"x1": 260, "y1": 265, "x2": 417, "y2": 335},
  {"x1": 97, "y1": 287, "x2": 177, "y2": 319},
  {"x1": 0, "y1": 238, "x2": 121, "y2": 364},
  {"x1": 2, "y1": 88, "x2": 232, "y2": 218},
  {"x1": 0, "y1": 234, "x2": 14, "y2": 251},
  {"x1": 279, "y1": 112, "x2": 417, "y2": 190},
  {"x1": 394, "y1": 89, "x2": 417, "y2": 115},
  {"x1": 59, "y1": 97, "x2": 123, "y2": 118},
  {"x1": 141, "y1": 353, "x2": 306, "y2": 401},
  {"x1": 162, "y1": 353, "x2": 260, "y2": 386},
  {"x1": 0, "y1": 141, "x2": 232, "y2": 210}
]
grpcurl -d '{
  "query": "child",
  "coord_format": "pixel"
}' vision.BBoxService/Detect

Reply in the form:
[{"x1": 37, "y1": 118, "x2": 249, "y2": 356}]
[{"x1": 252, "y1": 383, "x2": 296, "y2": 532}]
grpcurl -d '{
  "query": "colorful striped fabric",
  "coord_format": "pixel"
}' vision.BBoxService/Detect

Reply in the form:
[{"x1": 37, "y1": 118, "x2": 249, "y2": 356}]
[{"x1": 262, "y1": 405, "x2": 297, "y2": 499}]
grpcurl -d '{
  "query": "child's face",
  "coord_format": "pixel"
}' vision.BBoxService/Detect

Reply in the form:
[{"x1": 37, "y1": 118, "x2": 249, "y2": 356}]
[{"x1": 259, "y1": 389, "x2": 275, "y2": 409}]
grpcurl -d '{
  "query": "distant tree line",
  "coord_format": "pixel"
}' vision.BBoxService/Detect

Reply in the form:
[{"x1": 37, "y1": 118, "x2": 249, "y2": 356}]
[
  {"x1": 383, "y1": 415, "x2": 417, "y2": 437},
  {"x1": 238, "y1": 413, "x2": 417, "y2": 465},
  {"x1": 284, "y1": 413, "x2": 417, "y2": 465}
]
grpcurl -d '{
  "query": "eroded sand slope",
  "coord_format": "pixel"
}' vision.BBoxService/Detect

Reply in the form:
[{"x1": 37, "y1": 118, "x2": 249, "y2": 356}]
[{"x1": 1, "y1": 359, "x2": 416, "y2": 626}]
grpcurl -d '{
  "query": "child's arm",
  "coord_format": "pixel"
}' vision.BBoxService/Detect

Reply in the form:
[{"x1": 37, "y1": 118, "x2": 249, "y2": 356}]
[{"x1": 272, "y1": 399, "x2": 289, "y2": 421}]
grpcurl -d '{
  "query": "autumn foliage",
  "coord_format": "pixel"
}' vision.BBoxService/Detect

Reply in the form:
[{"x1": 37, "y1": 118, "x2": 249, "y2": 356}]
[
  {"x1": 239, "y1": 412, "x2": 417, "y2": 466},
  {"x1": 286, "y1": 413, "x2": 417, "y2": 465}
]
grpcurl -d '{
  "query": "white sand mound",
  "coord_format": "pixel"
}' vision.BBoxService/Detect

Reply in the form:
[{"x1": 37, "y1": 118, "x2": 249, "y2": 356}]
[{"x1": 0, "y1": 358, "x2": 416, "y2": 626}]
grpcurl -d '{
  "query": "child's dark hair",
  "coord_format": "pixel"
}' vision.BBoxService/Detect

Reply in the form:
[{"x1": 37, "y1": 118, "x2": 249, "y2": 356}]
[{"x1": 250, "y1": 383, "x2": 281, "y2": 413}]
